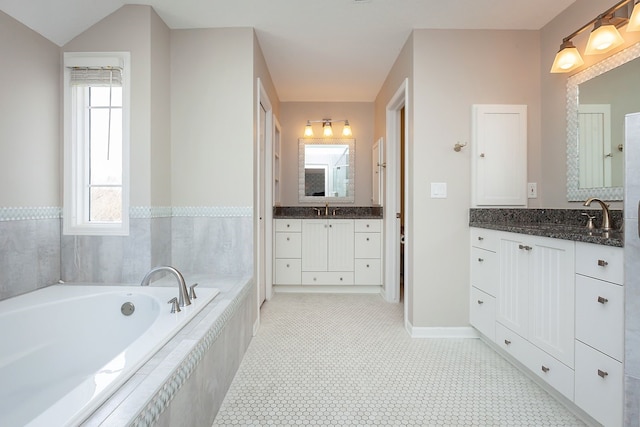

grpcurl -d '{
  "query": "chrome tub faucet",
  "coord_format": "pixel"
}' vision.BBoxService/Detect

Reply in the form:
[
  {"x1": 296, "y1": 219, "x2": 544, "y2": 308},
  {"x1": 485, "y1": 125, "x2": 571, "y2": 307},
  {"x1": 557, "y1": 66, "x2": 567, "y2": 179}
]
[{"x1": 140, "y1": 266, "x2": 192, "y2": 307}]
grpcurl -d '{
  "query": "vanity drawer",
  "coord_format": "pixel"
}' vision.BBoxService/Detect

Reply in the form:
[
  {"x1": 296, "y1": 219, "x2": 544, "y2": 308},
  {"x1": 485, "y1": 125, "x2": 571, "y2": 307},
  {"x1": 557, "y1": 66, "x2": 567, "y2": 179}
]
[
  {"x1": 274, "y1": 259, "x2": 301, "y2": 285},
  {"x1": 575, "y1": 242, "x2": 623, "y2": 284},
  {"x1": 575, "y1": 274, "x2": 623, "y2": 361},
  {"x1": 275, "y1": 232, "x2": 302, "y2": 258},
  {"x1": 470, "y1": 227, "x2": 499, "y2": 252},
  {"x1": 355, "y1": 259, "x2": 381, "y2": 285},
  {"x1": 575, "y1": 340, "x2": 623, "y2": 427},
  {"x1": 302, "y1": 271, "x2": 354, "y2": 285},
  {"x1": 470, "y1": 287, "x2": 495, "y2": 341},
  {"x1": 355, "y1": 232, "x2": 381, "y2": 259},
  {"x1": 355, "y1": 219, "x2": 382, "y2": 233},
  {"x1": 470, "y1": 247, "x2": 498, "y2": 296},
  {"x1": 275, "y1": 219, "x2": 302, "y2": 233}
]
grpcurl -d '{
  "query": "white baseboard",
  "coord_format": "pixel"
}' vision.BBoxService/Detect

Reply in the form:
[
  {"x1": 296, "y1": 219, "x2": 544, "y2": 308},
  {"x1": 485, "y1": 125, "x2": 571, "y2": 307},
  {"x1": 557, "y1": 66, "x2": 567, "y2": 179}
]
[
  {"x1": 273, "y1": 285, "x2": 381, "y2": 294},
  {"x1": 405, "y1": 321, "x2": 479, "y2": 339}
]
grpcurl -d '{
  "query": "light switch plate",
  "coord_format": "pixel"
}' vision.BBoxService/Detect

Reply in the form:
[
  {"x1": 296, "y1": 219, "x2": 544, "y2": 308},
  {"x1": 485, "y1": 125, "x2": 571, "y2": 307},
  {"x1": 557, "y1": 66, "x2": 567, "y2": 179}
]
[
  {"x1": 527, "y1": 182, "x2": 537, "y2": 199},
  {"x1": 431, "y1": 182, "x2": 447, "y2": 198}
]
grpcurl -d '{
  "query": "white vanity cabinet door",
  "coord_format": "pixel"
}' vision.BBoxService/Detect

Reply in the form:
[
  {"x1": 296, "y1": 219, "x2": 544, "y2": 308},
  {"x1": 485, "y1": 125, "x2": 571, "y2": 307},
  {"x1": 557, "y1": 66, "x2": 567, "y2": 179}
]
[
  {"x1": 355, "y1": 259, "x2": 381, "y2": 285},
  {"x1": 575, "y1": 274, "x2": 624, "y2": 362},
  {"x1": 275, "y1": 259, "x2": 301, "y2": 285},
  {"x1": 275, "y1": 233, "x2": 302, "y2": 259},
  {"x1": 327, "y1": 220, "x2": 354, "y2": 272},
  {"x1": 301, "y1": 220, "x2": 328, "y2": 271},
  {"x1": 528, "y1": 235, "x2": 575, "y2": 368},
  {"x1": 575, "y1": 340, "x2": 623, "y2": 427},
  {"x1": 470, "y1": 247, "x2": 498, "y2": 296},
  {"x1": 470, "y1": 287, "x2": 495, "y2": 341},
  {"x1": 497, "y1": 235, "x2": 530, "y2": 338},
  {"x1": 575, "y1": 242, "x2": 623, "y2": 284}
]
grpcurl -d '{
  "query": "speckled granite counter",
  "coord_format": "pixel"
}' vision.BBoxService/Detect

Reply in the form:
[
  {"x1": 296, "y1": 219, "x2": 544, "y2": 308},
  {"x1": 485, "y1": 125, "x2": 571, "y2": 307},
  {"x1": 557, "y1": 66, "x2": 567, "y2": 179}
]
[
  {"x1": 469, "y1": 208, "x2": 623, "y2": 248},
  {"x1": 273, "y1": 206, "x2": 382, "y2": 219}
]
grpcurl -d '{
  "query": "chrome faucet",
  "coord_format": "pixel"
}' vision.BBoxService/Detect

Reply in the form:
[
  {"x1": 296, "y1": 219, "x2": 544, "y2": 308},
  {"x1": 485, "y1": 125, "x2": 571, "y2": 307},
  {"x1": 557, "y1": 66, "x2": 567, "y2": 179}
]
[
  {"x1": 583, "y1": 197, "x2": 612, "y2": 231},
  {"x1": 325, "y1": 201, "x2": 329, "y2": 216},
  {"x1": 140, "y1": 266, "x2": 191, "y2": 307}
]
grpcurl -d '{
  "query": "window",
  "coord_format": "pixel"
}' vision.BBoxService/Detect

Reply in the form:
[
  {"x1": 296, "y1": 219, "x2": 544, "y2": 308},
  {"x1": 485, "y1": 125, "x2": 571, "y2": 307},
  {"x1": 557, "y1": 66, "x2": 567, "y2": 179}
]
[{"x1": 63, "y1": 53, "x2": 130, "y2": 235}]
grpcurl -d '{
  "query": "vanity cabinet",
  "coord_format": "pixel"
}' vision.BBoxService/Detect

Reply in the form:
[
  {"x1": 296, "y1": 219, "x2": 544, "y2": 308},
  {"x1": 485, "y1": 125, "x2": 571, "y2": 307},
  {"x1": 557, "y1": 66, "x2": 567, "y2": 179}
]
[
  {"x1": 274, "y1": 219, "x2": 302, "y2": 285},
  {"x1": 301, "y1": 219, "x2": 354, "y2": 285},
  {"x1": 574, "y1": 242, "x2": 623, "y2": 427},
  {"x1": 470, "y1": 227, "x2": 624, "y2": 423},
  {"x1": 354, "y1": 220, "x2": 382, "y2": 285}
]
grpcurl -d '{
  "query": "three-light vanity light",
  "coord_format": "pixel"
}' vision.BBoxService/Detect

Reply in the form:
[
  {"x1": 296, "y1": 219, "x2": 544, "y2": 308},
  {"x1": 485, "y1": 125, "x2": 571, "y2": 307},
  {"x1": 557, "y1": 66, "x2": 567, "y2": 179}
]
[
  {"x1": 550, "y1": 0, "x2": 640, "y2": 73},
  {"x1": 304, "y1": 119, "x2": 352, "y2": 138}
]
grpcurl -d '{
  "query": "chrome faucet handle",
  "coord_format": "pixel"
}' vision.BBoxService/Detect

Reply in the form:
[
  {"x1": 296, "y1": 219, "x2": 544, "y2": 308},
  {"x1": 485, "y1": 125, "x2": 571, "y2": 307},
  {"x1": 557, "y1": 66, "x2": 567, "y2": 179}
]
[
  {"x1": 313, "y1": 208, "x2": 321, "y2": 216},
  {"x1": 168, "y1": 297, "x2": 181, "y2": 313},
  {"x1": 332, "y1": 208, "x2": 340, "y2": 216},
  {"x1": 189, "y1": 283, "x2": 198, "y2": 300},
  {"x1": 581, "y1": 212, "x2": 595, "y2": 230}
]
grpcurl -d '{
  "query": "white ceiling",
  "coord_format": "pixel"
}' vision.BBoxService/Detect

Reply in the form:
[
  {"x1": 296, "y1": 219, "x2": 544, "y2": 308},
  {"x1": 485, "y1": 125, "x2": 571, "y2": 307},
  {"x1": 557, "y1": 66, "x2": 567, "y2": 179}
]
[{"x1": 0, "y1": 0, "x2": 576, "y2": 102}]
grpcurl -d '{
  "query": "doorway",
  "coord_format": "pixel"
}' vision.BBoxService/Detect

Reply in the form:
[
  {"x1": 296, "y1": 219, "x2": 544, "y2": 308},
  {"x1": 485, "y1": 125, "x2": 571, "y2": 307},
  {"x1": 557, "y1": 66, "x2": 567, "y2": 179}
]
[{"x1": 384, "y1": 79, "x2": 409, "y2": 328}]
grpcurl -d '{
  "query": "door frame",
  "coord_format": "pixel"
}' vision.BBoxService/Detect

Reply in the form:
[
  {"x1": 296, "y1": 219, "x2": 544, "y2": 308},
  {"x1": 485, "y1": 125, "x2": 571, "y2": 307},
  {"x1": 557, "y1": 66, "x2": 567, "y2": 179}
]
[
  {"x1": 384, "y1": 78, "x2": 410, "y2": 328},
  {"x1": 255, "y1": 78, "x2": 273, "y2": 334}
]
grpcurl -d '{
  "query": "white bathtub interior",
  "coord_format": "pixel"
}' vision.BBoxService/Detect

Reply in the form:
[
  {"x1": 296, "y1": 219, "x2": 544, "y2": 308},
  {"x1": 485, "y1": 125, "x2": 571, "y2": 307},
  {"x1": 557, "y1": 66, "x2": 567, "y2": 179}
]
[{"x1": 0, "y1": 284, "x2": 219, "y2": 427}]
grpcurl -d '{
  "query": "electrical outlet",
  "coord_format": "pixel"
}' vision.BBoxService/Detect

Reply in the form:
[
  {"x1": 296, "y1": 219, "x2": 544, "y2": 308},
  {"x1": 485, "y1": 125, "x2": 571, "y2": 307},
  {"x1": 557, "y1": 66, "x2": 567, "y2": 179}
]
[{"x1": 527, "y1": 183, "x2": 537, "y2": 199}]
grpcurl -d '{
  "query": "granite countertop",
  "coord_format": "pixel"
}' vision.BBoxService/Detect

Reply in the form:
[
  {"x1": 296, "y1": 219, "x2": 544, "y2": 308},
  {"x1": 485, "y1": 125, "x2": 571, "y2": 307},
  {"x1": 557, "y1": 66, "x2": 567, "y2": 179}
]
[
  {"x1": 469, "y1": 208, "x2": 623, "y2": 248},
  {"x1": 273, "y1": 206, "x2": 383, "y2": 219}
]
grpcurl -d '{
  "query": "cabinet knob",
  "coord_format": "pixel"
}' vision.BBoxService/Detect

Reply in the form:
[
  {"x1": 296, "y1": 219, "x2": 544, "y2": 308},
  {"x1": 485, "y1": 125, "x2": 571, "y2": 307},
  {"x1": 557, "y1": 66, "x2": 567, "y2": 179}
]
[
  {"x1": 597, "y1": 369, "x2": 609, "y2": 378},
  {"x1": 287, "y1": 224, "x2": 290, "y2": 228},
  {"x1": 478, "y1": 258, "x2": 484, "y2": 263},
  {"x1": 366, "y1": 224, "x2": 370, "y2": 228},
  {"x1": 477, "y1": 300, "x2": 484, "y2": 305},
  {"x1": 597, "y1": 296, "x2": 609, "y2": 304},
  {"x1": 366, "y1": 264, "x2": 370, "y2": 268},
  {"x1": 504, "y1": 339, "x2": 511, "y2": 345},
  {"x1": 366, "y1": 237, "x2": 370, "y2": 241},
  {"x1": 597, "y1": 259, "x2": 609, "y2": 267},
  {"x1": 541, "y1": 365, "x2": 550, "y2": 373},
  {"x1": 480, "y1": 153, "x2": 485, "y2": 158},
  {"x1": 478, "y1": 236, "x2": 484, "y2": 241},
  {"x1": 339, "y1": 277, "x2": 343, "y2": 281},
  {"x1": 286, "y1": 264, "x2": 290, "y2": 268},
  {"x1": 286, "y1": 237, "x2": 290, "y2": 241}
]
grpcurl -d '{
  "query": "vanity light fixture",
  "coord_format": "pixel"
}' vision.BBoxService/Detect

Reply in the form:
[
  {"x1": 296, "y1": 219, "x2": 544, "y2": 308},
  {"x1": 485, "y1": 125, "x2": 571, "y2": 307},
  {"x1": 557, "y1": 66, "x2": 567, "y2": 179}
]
[
  {"x1": 585, "y1": 16, "x2": 625, "y2": 55},
  {"x1": 303, "y1": 119, "x2": 352, "y2": 137},
  {"x1": 550, "y1": 0, "x2": 636, "y2": 73},
  {"x1": 628, "y1": 1, "x2": 640, "y2": 31}
]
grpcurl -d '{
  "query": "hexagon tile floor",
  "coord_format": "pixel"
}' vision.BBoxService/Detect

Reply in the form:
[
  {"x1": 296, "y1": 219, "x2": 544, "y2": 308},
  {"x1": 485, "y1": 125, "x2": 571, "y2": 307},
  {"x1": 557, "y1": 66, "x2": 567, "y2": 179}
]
[{"x1": 212, "y1": 293, "x2": 586, "y2": 426}]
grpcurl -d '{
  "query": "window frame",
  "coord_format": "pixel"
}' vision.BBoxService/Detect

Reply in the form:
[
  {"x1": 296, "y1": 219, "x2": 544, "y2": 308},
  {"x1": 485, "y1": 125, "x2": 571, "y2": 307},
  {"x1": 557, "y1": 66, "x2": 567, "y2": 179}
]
[{"x1": 63, "y1": 52, "x2": 131, "y2": 236}]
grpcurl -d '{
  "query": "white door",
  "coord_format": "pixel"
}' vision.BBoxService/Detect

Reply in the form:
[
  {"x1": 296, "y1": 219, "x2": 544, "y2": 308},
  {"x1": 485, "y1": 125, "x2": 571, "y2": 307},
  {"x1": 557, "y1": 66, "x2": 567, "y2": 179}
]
[{"x1": 578, "y1": 104, "x2": 612, "y2": 188}]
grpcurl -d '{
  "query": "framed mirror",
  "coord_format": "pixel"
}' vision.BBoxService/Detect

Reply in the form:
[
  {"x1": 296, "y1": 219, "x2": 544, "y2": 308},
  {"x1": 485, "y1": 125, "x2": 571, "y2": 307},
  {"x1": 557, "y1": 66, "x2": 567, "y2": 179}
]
[
  {"x1": 299, "y1": 138, "x2": 355, "y2": 203},
  {"x1": 567, "y1": 42, "x2": 640, "y2": 201}
]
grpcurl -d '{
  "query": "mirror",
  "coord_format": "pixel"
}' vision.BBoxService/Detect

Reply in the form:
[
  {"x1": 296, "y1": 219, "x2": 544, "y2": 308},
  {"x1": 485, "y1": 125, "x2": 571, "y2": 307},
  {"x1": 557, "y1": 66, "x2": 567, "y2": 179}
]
[
  {"x1": 567, "y1": 42, "x2": 640, "y2": 201},
  {"x1": 299, "y1": 138, "x2": 355, "y2": 203}
]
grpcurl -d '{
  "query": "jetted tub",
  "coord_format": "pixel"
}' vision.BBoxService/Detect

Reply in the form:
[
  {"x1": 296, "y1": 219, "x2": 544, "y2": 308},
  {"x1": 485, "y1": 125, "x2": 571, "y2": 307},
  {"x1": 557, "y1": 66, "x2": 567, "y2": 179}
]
[{"x1": 0, "y1": 284, "x2": 219, "y2": 427}]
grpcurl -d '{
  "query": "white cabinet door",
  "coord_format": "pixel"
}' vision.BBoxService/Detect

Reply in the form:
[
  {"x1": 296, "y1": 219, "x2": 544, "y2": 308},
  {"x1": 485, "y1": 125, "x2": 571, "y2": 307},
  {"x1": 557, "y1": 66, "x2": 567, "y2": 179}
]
[
  {"x1": 472, "y1": 105, "x2": 527, "y2": 206},
  {"x1": 497, "y1": 235, "x2": 530, "y2": 338},
  {"x1": 470, "y1": 287, "x2": 496, "y2": 341},
  {"x1": 327, "y1": 220, "x2": 354, "y2": 271},
  {"x1": 302, "y1": 220, "x2": 328, "y2": 271},
  {"x1": 529, "y1": 236, "x2": 575, "y2": 368}
]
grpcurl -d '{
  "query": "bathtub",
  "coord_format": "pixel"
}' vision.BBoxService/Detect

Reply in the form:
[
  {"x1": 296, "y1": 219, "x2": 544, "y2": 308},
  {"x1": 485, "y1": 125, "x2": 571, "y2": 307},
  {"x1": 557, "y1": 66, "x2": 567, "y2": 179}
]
[{"x1": 0, "y1": 284, "x2": 219, "y2": 427}]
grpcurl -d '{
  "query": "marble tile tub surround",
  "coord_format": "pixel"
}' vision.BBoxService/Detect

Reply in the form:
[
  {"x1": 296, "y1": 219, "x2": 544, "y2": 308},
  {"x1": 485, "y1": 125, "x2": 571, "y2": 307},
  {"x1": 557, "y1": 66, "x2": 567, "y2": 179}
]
[
  {"x1": 469, "y1": 208, "x2": 623, "y2": 247},
  {"x1": 274, "y1": 205, "x2": 383, "y2": 218},
  {"x1": 1, "y1": 206, "x2": 252, "y2": 300},
  {"x1": 81, "y1": 275, "x2": 254, "y2": 427}
]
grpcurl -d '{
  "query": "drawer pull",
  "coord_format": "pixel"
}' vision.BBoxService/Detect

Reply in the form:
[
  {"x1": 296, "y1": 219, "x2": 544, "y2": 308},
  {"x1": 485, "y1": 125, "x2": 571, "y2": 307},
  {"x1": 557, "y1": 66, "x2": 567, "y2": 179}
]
[
  {"x1": 366, "y1": 264, "x2": 370, "y2": 268},
  {"x1": 504, "y1": 339, "x2": 511, "y2": 345},
  {"x1": 366, "y1": 224, "x2": 370, "y2": 228},
  {"x1": 478, "y1": 236, "x2": 484, "y2": 241},
  {"x1": 366, "y1": 237, "x2": 370, "y2": 241},
  {"x1": 478, "y1": 258, "x2": 484, "y2": 263},
  {"x1": 597, "y1": 369, "x2": 609, "y2": 378},
  {"x1": 518, "y1": 244, "x2": 532, "y2": 251},
  {"x1": 597, "y1": 259, "x2": 609, "y2": 267},
  {"x1": 287, "y1": 224, "x2": 290, "y2": 228},
  {"x1": 597, "y1": 296, "x2": 609, "y2": 304},
  {"x1": 339, "y1": 277, "x2": 343, "y2": 281},
  {"x1": 477, "y1": 300, "x2": 484, "y2": 305},
  {"x1": 541, "y1": 365, "x2": 550, "y2": 373},
  {"x1": 313, "y1": 277, "x2": 317, "y2": 281},
  {"x1": 286, "y1": 237, "x2": 290, "y2": 241},
  {"x1": 286, "y1": 264, "x2": 290, "y2": 268}
]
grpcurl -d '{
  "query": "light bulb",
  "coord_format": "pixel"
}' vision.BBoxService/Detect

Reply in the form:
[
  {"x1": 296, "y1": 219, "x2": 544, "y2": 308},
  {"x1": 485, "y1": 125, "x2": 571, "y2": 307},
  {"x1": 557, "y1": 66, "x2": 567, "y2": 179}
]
[
  {"x1": 304, "y1": 121, "x2": 314, "y2": 137},
  {"x1": 342, "y1": 120, "x2": 352, "y2": 137},
  {"x1": 585, "y1": 21, "x2": 624, "y2": 55},
  {"x1": 323, "y1": 121, "x2": 333, "y2": 137}
]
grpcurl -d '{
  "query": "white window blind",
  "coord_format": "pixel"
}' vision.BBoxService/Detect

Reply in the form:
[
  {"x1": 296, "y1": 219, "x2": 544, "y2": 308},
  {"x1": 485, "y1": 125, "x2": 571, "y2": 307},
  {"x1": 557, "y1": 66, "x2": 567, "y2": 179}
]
[{"x1": 69, "y1": 67, "x2": 122, "y2": 87}]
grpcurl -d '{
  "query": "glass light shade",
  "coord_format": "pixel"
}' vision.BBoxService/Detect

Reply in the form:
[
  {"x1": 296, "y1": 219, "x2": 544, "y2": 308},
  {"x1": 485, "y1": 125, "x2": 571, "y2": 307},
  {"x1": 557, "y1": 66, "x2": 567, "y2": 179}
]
[
  {"x1": 585, "y1": 22, "x2": 625, "y2": 55},
  {"x1": 323, "y1": 122, "x2": 333, "y2": 137},
  {"x1": 342, "y1": 121, "x2": 352, "y2": 137},
  {"x1": 550, "y1": 42, "x2": 585, "y2": 73},
  {"x1": 628, "y1": 2, "x2": 640, "y2": 32},
  {"x1": 304, "y1": 121, "x2": 314, "y2": 137}
]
